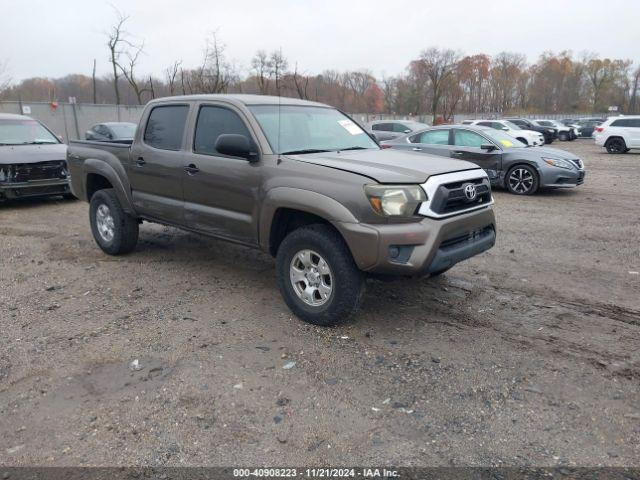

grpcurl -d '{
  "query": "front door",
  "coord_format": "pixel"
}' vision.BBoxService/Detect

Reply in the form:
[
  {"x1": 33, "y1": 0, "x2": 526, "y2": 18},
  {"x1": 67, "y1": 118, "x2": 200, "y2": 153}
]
[
  {"x1": 129, "y1": 103, "x2": 190, "y2": 225},
  {"x1": 182, "y1": 103, "x2": 261, "y2": 246},
  {"x1": 450, "y1": 128, "x2": 503, "y2": 182}
]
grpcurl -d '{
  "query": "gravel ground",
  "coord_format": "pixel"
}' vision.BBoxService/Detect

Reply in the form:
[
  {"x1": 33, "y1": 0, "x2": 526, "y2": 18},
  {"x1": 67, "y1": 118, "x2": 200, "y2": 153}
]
[{"x1": 0, "y1": 140, "x2": 639, "y2": 467}]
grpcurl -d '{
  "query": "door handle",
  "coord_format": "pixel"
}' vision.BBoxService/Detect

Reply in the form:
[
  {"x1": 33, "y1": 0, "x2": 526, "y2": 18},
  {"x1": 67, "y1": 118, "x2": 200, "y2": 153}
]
[
  {"x1": 451, "y1": 151, "x2": 465, "y2": 156},
  {"x1": 136, "y1": 157, "x2": 146, "y2": 166},
  {"x1": 412, "y1": 147, "x2": 422, "y2": 151},
  {"x1": 184, "y1": 163, "x2": 200, "y2": 175}
]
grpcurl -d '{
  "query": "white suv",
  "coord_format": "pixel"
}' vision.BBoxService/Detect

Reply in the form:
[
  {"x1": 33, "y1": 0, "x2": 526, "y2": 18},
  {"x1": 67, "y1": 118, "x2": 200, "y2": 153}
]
[
  {"x1": 594, "y1": 116, "x2": 640, "y2": 154},
  {"x1": 462, "y1": 119, "x2": 545, "y2": 146}
]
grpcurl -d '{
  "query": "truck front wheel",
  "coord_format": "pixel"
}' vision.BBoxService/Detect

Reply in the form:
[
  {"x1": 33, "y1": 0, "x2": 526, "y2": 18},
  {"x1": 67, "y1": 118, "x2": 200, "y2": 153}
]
[
  {"x1": 89, "y1": 188, "x2": 139, "y2": 255},
  {"x1": 276, "y1": 224, "x2": 365, "y2": 326}
]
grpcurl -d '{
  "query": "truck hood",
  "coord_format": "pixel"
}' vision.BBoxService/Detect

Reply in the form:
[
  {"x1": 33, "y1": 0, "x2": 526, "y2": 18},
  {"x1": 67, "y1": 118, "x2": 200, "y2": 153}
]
[
  {"x1": 0, "y1": 144, "x2": 67, "y2": 164},
  {"x1": 287, "y1": 148, "x2": 479, "y2": 183}
]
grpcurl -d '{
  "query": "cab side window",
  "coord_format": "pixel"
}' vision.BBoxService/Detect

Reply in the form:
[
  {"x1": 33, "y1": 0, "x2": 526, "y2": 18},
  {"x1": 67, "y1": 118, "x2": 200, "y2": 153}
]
[
  {"x1": 411, "y1": 129, "x2": 450, "y2": 145},
  {"x1": 194, "y1": 106, "x2": 252, "y2": 156},
  {"x1": 454, "y1": 129, "x2": 487, "y2": 148},
  {"x1": 144, "y1": 105, "x2": 189, "y2": 151}
]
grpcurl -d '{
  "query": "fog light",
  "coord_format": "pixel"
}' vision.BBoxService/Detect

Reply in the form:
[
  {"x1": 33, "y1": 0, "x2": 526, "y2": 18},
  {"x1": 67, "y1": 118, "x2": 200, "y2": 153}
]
[{"x1": 389, "y1": 246, "x2": 400, "y2": 258}]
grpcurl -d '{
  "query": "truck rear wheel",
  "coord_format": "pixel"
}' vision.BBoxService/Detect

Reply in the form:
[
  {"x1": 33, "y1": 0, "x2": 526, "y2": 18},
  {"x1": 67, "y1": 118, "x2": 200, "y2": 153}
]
[
  {"x1": 276, "y1": 224, "x2": 365, "y2": 326},
  {"x1": 89, "y1": 188, "x2": 139, "y2": 255}
]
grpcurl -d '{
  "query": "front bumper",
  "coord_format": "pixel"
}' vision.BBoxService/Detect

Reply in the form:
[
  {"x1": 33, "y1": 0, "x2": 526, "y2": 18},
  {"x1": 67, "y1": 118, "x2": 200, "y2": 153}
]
[
  {"x1": 337, "y1": 207, "x2": 496, "y2": 276},
  {"x1": 0, "y1": 178, "x2": 70, "y2": 199},
  {"x1": 540, "y1": 167, "x2": 585, "y2": 188}
]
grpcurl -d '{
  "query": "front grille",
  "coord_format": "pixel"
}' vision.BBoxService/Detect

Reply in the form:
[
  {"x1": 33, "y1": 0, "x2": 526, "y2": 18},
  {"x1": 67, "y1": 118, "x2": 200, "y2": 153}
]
[
  {"x1": 429, "y1": 177, "x2": 492, "y2": 215},
  {"x1": 0, "y1": 161, "x2": 67, "y2": 183},
  {"x1": 418, "y1": 170, "x2": 494, "y2": 218}
]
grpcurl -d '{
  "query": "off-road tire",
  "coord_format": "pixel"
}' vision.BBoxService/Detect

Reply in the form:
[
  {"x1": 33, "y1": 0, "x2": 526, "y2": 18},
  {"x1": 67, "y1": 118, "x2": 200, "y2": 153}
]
[
  {"x1": 276, "y1": 224, "x2": 365, "y2": 326},
  {"x1": 506, "y1": 164, "x2": 539, "y2": 195},
  {"x1": 605, "y1": 137, "x2": 627, "y2": 154},
  {"x1": 89, "y1": 188, "x2": 139, "y2": 255}
]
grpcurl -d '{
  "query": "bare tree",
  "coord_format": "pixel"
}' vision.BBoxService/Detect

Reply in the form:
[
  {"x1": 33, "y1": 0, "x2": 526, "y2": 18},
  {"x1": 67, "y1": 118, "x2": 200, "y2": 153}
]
[
  {"x1": 270, "y1": 49, "x2": 288, "y2": 95},
  {"x1": 106, "y1": 8, "x2": 129, "y2": 105},
  {"x1": 292, "y1": 63, "x2": 309, "y2": 99},
  {"x1": 418, "y1": 48, "x2": 460, "y2": 121},
  {"x1": 118, "y1": 40, "x2": 149, "y2": 104},
  {"x1": 165, "y1": 60, "x2": 182, "y2": 95},
  {"x1": 191, "y1": 32, "x2": 232, "y2": 93},
  {"x1": 251, "y1": 50, "x2": 271, "y2": 94}
]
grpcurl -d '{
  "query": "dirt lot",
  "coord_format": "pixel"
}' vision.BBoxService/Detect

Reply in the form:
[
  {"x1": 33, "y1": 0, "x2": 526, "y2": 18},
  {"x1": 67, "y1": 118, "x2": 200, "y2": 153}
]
[{"x1": 1, "y1": 140, "x2": 639, "y2": 467}]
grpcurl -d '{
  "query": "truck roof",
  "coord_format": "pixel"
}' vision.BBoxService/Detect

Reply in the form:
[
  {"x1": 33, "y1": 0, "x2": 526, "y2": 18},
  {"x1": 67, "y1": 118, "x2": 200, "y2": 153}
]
[{"x1": 147, "y1": 94, "x2": 329, "y2": 108}]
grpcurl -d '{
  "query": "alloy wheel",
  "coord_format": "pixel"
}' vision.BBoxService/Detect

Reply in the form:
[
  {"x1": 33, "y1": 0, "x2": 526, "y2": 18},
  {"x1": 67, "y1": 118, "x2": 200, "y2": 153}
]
[
  {"x1": 508, "y1": 168, "x2": 534, "y2": 194},
  {"x1": 290, "y1": 249, "x2": 333, "y2": 306},
  {"x1": 95, "y1": 204, "x2": 115, "y2": 242}
]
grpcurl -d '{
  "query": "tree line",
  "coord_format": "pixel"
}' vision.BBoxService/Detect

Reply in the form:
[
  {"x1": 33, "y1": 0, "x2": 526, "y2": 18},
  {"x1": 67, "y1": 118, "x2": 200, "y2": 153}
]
[{"x1": 1, "y1": 10, "x2": 638, "y2": 120}]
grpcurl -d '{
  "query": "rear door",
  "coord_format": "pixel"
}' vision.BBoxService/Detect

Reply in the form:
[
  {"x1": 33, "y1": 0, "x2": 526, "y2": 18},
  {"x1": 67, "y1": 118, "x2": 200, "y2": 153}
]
[
  {"x1": 129, "y1": 103, "x2": 190, "y2": 225},
  {"x1": 371, "y1": 123, "x2": 397, "y2": 141},
  {"x1": 626, "y1": 119, "x2": 640, "y2": 147},
  {"x1": 181, "y1": 102, "x2": 262, "y2": 246},
  {"x1": 402, "y1": 128, "x2": 452, "y2": 157},
  {"x1": 450, "y1": 128, "x2": 502, "y2": 181}
]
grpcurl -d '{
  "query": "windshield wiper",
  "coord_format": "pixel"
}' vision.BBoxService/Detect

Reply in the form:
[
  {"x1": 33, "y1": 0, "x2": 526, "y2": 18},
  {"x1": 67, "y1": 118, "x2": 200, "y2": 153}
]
[
  {"x1": 281, "y1": 148, "x2": 331, "y2": 155},
  {"x1": 337, "y1": 146, "x2": 368, "y2": 151}
]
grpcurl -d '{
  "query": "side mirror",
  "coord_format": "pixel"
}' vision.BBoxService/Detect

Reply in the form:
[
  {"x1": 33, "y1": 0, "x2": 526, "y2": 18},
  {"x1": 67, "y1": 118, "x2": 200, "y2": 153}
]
[
  {"x1": 215, "y1": 134, "x2": 259, "y2": 161},
  {"x1": 481, "y1": 143, "x2": 496, "y2": 151},
  {"x1": 403, "y1": 129, "x2": 411, "y2": 134}
]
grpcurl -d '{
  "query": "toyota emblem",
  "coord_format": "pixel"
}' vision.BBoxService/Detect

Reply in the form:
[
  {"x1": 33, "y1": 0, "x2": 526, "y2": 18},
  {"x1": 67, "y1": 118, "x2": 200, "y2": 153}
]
[{"x1": 463, "y1": 183, "x2": 477, "y2": 201}]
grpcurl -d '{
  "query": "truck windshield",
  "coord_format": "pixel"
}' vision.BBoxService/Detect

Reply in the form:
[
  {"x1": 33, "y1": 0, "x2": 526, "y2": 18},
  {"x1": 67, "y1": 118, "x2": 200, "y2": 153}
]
[
  {"x1": 0, "y1": 119, "x2": 59, "y2": 145},
  {"x1": 248, "y1": 105, "x2": 378, "y2": 154}
]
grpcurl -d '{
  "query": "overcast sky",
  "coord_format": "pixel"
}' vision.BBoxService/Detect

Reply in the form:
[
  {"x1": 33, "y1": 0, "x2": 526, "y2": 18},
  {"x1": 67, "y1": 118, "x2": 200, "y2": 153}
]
[{"x1": 2, "y1": 0, "x2": 639, "y2": 81}]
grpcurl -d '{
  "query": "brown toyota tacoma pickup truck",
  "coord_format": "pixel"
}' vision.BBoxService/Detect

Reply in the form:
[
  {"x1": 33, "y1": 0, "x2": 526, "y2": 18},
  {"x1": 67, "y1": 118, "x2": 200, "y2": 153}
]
[{"x1": 67, "y1": 95, "x2": 496, "y2": 325}]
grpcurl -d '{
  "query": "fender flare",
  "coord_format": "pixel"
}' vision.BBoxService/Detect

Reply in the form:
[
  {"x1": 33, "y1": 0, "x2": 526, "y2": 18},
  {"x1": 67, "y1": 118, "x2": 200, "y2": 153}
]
[
  {"x1": 258, "y1": 187, "x2": 358, "y2": 251},
  {"x1": 83, "y1": 159, "x2": 135, "y2": 214}
]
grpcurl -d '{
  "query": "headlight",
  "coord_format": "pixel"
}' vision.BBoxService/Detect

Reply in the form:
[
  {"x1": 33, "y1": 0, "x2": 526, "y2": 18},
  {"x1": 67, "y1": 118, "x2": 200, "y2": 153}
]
[
  {"x1": 364, "y1": 185, "x2": 426, "y2": 217},
  {"x1": 542, "y1": 157, "x2": 574, "y2": 170},
  {"x1": 547, "y1": 129, "x2": 555, "y2": 133}
]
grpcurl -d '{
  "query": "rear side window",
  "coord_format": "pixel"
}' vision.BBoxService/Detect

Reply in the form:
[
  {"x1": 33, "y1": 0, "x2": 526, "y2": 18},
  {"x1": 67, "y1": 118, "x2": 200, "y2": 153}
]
[
  {"x1": 393, "y1": 123, "x2": 410, "y2": 133},
  {"x1": 144, "y1": 105, "x2": 189, "y2": 150},
  {"x1": 194, "y1": 106, "x2": 252, "y2": 155},
  {"x1": 454, "y1": 129, "x2": 486, "y2": 148},
  {"x1": 476, "y1": 121, "x2": 493, "y2": 128},
  {"x1": 372, "y1": 123, "x2": 393, "y2": 131},
  {"x1": 611, "y1": 119, "x2": 640, "y2": 127},
  {"x1": 411, "y1": 129, "x2": 450, "y2": 145}
]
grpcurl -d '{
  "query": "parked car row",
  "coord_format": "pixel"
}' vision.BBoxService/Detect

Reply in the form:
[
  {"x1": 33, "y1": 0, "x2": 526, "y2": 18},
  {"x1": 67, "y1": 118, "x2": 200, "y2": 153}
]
[{"x1": 380, "y1": 124, "x2": 585, "y2": 195}]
